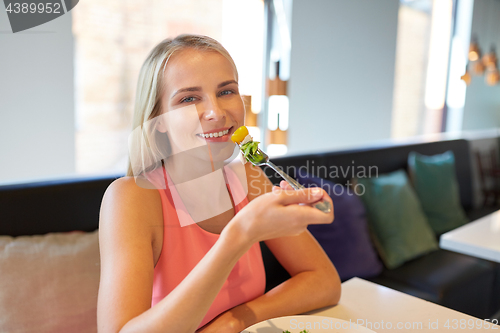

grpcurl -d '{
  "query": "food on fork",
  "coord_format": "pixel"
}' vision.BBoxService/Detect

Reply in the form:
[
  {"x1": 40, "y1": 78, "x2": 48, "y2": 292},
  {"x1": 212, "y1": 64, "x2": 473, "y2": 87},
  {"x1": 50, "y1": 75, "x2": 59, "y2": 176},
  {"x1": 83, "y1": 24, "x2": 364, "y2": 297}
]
[
  {"x1": 231, "y1": 125, "x2": 261, "y2": 161},
  {"x1": 231, "y1": 126, "x2": 332, "y2": 214},
  {"x1": 230, "y1": 125, "x2": 249, "y2": 144}
]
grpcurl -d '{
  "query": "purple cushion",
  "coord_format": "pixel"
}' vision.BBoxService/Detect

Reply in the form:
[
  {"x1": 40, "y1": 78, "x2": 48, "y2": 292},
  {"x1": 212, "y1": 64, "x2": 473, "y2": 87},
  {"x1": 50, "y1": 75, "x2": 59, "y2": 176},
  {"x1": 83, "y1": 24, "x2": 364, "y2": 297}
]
[{"x1": 297, "y1": 174, "x2": 383, "y2": 281}]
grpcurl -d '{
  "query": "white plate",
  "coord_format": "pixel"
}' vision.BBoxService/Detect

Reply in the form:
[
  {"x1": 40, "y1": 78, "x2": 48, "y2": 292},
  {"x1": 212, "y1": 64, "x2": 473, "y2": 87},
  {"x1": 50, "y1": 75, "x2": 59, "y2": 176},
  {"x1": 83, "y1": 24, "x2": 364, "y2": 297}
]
[{"x1": 241, "y1": 315, "x2": 377, "y2": 333}]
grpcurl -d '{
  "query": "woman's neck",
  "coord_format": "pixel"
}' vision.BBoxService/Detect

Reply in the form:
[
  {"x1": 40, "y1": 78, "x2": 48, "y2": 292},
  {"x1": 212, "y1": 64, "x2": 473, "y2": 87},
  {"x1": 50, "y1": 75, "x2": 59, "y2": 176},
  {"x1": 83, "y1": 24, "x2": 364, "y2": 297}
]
[{"x1": 164, "y1": 151, "x2": 225, "y2": 185}]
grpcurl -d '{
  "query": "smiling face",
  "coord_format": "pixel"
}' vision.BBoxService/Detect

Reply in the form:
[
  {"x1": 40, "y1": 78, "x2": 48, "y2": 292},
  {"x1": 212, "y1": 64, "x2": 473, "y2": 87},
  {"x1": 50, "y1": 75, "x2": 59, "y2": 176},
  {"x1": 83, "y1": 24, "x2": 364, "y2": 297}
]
[{"x1": 157, "y1": 48, "x2": 244, "y2": 162}]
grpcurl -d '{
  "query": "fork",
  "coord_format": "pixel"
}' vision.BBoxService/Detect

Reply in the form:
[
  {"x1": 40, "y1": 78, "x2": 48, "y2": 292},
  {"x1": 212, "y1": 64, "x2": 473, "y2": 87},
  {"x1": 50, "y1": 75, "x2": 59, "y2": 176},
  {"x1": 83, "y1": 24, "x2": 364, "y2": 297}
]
[{"x1": 244, "y1": 148, "x2": 332, "y2": 214}]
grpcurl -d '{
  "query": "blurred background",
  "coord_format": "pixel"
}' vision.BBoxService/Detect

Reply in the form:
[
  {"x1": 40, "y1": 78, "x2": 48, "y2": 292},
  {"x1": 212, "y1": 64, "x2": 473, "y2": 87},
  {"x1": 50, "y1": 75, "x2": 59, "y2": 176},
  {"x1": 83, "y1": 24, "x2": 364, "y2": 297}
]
[{"x1": 0, "y1": 0, "x2": 499, "y2": 184}]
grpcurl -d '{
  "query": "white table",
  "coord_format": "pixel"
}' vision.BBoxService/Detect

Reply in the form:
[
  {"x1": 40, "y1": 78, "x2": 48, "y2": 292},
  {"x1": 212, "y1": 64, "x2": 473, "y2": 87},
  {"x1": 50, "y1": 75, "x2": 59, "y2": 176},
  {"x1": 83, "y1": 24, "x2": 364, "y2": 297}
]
[
  {"x1": 305, "y1": 278, "x2": 498, "y2": 332},
  {"x1": 440, "y1": 210, "x2": 500, "y2": 263}
]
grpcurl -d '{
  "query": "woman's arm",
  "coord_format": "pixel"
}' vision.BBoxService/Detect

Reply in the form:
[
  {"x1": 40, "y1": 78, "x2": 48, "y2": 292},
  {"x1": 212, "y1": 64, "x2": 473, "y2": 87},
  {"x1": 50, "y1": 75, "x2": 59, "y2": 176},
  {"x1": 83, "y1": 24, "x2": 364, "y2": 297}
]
[
  {"x1": 98, "y1": 176, "x2": 332, "y2": 333},
  {"x1": 97, "y1": 177, "x2": 253, "y2": 333},
  {"x1": 219, "y1": 229, "x2": 341, "y2": 331},
  {"x1": 197, "y1": 165, "x2": 341, "y2": 332}
]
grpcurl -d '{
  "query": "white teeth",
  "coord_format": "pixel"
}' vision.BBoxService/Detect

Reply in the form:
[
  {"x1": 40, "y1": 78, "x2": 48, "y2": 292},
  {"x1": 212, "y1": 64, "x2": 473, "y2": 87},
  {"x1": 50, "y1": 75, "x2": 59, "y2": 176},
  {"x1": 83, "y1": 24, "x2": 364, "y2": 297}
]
[{"x1": 199, "y1": 129, "x2": 229, "y2": 138}]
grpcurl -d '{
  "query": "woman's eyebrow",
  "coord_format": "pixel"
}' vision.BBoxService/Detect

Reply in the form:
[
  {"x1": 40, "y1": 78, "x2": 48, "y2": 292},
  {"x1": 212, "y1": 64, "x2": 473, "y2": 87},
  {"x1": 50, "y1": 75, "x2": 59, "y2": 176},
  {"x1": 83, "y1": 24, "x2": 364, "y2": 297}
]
[
  {"x1": 171, "y1": 80, "x2": 238, "y2": 99},
  {"x1": 171, "y1": 86, "x2": 201, "y2": 99},
  {"x1": 217, "y1": 80, "x2": 238, "y2": 88}
]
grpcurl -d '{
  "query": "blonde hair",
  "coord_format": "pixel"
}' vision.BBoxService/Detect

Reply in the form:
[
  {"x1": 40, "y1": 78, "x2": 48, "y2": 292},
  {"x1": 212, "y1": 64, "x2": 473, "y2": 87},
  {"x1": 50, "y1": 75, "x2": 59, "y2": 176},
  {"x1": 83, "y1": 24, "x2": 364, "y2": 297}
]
[{"x1": 126, "y1": 34, "x2": 238, "y2": 177}]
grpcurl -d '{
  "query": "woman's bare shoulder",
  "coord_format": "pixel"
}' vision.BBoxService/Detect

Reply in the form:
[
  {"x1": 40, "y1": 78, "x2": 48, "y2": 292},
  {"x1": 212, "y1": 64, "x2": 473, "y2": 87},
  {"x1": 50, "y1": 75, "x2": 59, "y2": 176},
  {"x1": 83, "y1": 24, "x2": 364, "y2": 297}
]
[
  {"x1": 104, "y1": 176, "x2": 161, "y2": 201},
  {"x1": 100, "y1": 176, "x2": 163, "y2": 230}
]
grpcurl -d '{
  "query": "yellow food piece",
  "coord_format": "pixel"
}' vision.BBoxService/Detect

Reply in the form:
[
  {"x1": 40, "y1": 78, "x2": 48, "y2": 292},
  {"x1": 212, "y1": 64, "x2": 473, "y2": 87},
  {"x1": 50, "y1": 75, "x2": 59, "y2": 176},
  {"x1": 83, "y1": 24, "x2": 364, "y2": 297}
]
[{"x1": 231, "y1": 126, "x2": 249, "y2": 144}]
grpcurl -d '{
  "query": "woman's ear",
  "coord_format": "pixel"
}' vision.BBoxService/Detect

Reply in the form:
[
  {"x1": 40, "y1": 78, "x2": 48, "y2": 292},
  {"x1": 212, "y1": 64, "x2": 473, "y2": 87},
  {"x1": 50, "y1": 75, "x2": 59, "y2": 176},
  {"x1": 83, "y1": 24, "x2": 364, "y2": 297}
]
[
  {"x1": 156, "y1": 120, "x2": 168, "y2": 133},
  {"x1": 155, "y1": 114, "x2": 168, "y2": 133}
]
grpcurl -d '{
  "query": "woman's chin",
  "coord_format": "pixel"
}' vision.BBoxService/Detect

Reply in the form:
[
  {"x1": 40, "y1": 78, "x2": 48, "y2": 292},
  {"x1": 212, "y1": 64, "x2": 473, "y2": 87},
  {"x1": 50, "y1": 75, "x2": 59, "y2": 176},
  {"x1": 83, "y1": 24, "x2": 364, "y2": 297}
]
[
  {"x1": 169, "y1": 142, "x2": 239, "y2": 167},
  {"x1": 206, "y1": 142, "x2": 239, "y2": 164}
]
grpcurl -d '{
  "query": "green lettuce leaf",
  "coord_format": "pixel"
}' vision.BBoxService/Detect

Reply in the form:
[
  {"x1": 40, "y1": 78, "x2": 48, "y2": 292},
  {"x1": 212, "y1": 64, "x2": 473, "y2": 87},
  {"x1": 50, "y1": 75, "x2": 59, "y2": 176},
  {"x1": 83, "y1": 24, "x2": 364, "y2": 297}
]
[{"x1": 240, "y1": 141, "x2": 260, "y2": 160}]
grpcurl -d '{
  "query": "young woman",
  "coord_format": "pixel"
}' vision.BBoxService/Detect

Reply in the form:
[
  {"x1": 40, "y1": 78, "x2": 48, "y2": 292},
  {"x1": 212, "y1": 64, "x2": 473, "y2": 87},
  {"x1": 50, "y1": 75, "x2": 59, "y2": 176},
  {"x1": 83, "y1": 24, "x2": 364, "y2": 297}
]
[{"x1": 97, "y1": 34, "x2": 341, "y2": 333}]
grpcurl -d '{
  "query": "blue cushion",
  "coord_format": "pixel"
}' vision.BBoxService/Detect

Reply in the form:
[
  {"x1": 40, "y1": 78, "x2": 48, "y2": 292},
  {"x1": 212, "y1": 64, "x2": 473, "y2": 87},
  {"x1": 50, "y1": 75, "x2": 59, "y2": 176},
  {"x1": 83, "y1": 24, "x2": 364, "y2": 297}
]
[
  {"x1": 297, "y1": 174, "x2": 383, "y2": 281},
  {"x1": 356, "y1": 170, "x2": 439, "y2": 269},
  {"x1": 408, "y1": 151, "x2": 468, "y2": 235}
]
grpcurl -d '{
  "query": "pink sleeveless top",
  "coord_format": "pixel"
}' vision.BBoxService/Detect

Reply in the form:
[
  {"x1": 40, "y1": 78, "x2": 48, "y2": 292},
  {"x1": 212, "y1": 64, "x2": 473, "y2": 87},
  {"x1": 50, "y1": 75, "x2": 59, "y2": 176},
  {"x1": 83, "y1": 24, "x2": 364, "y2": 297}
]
[{"x1": 147, "y1": 165, "x2": 266, "y2": 329}]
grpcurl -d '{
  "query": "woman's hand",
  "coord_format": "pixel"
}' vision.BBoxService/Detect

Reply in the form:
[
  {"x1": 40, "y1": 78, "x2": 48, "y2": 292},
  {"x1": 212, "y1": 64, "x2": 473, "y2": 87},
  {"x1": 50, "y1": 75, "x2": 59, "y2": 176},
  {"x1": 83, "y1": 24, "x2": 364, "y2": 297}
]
[
  {"x1": 195, "y1": 303, "x2": 256, "y2": 333},
  {"x1": 195, "y1": 312, "x2": 242, "y2": 333},
  {"x1": 227, "y1": 180, "x2": 334, "y2": 246},
  {"x1": 195, "y1": 319, "x2": 238, "y2": 333}
]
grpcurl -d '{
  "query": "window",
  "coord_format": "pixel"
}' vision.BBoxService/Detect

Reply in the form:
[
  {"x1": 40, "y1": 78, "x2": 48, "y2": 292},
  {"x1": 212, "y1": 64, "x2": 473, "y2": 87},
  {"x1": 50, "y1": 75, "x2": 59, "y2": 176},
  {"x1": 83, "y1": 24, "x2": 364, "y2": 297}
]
[
  {"x1": 391, "y1": 0, "x2": 454, "y2": 138},
  {"x1": 73, "y1": 0, "x2": 264, "y2": 175}
]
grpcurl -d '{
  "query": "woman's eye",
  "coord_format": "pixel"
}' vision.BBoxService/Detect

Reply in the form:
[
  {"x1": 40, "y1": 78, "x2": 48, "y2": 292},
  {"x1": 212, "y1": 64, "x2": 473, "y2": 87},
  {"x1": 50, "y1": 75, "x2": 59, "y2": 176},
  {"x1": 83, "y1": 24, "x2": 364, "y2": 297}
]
[
  {"x1": 220, "y1": 90, "x2": 234, "y2": 96},
  {"x1": 180, "y1": 96, "x2": 196, "y2": 103}
]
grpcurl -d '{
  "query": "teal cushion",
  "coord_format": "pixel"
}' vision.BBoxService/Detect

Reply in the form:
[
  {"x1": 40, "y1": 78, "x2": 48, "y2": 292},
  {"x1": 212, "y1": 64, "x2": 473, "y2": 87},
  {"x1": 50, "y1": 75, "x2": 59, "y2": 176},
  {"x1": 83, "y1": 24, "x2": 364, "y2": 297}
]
[
  {"x1": 357, "y1": 170, "x2": 438, "y2": 269},
  {"x1": 408, "y1": 151, "x2": 468, "y2": 235}
]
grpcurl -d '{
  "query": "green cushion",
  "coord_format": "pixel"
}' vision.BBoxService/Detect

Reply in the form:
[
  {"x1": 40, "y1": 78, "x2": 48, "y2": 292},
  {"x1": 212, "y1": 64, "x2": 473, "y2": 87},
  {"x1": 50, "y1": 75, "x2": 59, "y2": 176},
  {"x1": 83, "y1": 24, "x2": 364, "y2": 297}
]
[
  {"x1": 357, "y1": 170, "x2": 438, "y2": 269},
  {"x1": 408, "y1": 151, "x2": 468, "y2": 235}
]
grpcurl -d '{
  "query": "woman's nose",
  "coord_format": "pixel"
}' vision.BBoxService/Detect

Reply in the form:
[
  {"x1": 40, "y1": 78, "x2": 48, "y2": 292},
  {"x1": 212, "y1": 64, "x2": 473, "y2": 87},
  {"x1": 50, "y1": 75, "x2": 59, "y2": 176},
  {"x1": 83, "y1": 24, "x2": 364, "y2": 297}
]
[{"x1": 201, "y1": 96, "x2": 226, "y2": 122}]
